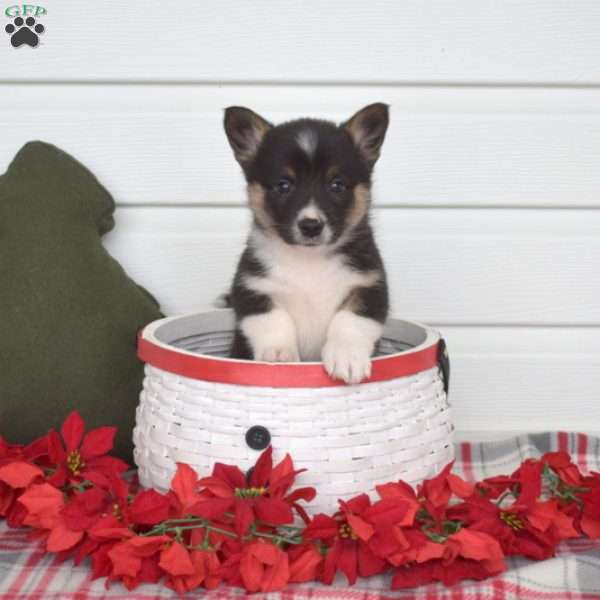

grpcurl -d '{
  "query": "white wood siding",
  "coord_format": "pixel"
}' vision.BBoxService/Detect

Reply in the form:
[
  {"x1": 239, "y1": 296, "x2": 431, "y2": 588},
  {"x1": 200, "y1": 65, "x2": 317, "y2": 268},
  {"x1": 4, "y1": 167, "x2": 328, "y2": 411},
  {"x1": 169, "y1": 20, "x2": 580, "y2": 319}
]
[{"x1": 1, "y1": 0, "x2": 598, "y2": 437}]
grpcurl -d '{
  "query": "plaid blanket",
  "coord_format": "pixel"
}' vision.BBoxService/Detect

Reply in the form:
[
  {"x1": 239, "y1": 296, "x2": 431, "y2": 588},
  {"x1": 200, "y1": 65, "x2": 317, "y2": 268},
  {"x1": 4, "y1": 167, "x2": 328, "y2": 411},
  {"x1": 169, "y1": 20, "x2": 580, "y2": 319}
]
[{"x1": 1, "y1": 432, "x2": 599, "y2": 600}]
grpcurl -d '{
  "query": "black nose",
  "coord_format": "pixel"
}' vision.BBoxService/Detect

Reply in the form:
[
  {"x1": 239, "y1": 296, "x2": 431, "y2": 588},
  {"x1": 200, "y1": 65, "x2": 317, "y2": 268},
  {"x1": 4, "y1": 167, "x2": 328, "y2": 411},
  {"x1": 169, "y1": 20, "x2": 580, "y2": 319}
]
[{"x1": 298, "y1": 218, "x2": 324, "y2": 238}]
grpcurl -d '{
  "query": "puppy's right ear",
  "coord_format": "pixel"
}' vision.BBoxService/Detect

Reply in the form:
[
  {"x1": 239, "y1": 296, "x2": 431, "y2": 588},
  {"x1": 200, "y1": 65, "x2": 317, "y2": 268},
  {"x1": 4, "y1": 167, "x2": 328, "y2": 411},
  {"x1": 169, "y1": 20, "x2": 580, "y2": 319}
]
[{"x1": 224, "y1": 107, "x2": 272, "y2": 166}]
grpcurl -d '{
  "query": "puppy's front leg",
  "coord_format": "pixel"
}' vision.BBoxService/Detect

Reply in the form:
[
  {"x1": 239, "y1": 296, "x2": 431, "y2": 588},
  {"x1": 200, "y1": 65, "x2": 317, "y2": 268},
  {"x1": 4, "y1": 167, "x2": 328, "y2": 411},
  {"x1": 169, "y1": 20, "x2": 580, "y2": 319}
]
[
  {"x1": 322, "y1": 310, "x2": 382, "y2": 384},
  {"x1": 322, "y1": 283, "x2": 387, "y2": 384},
  {"x1": 241, "y1": 308, "x2": 300, "y2": 362}
]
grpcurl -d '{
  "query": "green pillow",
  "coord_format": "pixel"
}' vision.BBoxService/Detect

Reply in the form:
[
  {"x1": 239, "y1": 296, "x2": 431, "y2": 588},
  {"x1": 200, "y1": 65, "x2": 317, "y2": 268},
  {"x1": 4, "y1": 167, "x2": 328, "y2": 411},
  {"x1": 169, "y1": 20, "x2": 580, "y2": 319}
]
[{"x1": 0, "y1": 142, "x2": 162, "y2": 460}]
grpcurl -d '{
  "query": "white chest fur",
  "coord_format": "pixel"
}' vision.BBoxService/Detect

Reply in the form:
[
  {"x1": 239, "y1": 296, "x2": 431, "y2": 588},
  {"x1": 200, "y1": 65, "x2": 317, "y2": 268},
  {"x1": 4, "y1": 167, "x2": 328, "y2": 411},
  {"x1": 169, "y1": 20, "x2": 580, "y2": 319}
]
[{"x1": 244, "y1": 231, "x2": 371, "y2": 360}]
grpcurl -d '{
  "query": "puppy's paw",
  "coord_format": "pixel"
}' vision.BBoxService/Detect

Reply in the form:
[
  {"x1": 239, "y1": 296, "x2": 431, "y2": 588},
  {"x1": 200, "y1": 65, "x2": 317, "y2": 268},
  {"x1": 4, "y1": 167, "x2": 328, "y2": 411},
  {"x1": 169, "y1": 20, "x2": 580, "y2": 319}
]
[
  {"x1": 322, "y1": 339, "x2": 372, "y2": 384},
  {"x1": 257, "y1": 346, "x2": 300, "y2": 363}
]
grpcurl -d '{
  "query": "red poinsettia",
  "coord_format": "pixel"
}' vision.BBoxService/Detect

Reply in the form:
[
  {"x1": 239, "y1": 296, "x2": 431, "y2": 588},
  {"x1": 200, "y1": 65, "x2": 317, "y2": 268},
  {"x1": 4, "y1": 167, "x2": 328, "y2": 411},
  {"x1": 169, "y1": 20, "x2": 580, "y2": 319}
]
[
  {"x1": 525, "y1": 451, "x2": 600, "y2": 540},
  {"x1": 576, "y1": 474, "x2": 600, "y2": 538},
  {"x1": 18, "y1": 482, "x2": 84, "y2": 552},
  {"x1": 0, "y1": 436, "x2": 25, "y2": 466},
  {"x1": 541, "y1": 451, "x2": 583, "y2": 487},
  {"x1": 378, "y1": 463, "x2": 474, "y2": 526},
  {"x1": 508, "y1": 459, "x2": 544, "y2": 506},
  {"x1": 163, "y1": 528, "x2": 221, "y2": 593},
  {"x1": 0, "y1": 441, "x2": 41, "y2": 526},
  {"x1": 419, "y1": 462, "x2": 475, "y2": 508},
  {"x1": 304, "y1": 494, "x2": 391, "y2": 584},
  {"x1": 288, "y1": 542, "x2": 324, "y2": 583},
  {"x1": 267, "y1": 452, "x2": 316, "y2": 523},
  {"x1": 449, "y1": 492, "x2": 577, "y2": 561},
  {"x1": 391, "y1": 527, "x2": 506, "y2": 588},
  {"x1": 107, "y1": 534, "x2": 170, "y2": 590},
  {"x1": 198, "y1": 447, "x2": 310, "y2": 536},
  {"x1": 44, "y1": 411, "x2": 128, "y2": 488},
  {"x1": 239, "y1": 538, "x2": 290, "y2": 592},
  {"x1": 0, "y1": 460, "x2": 44, "y2": 526}
]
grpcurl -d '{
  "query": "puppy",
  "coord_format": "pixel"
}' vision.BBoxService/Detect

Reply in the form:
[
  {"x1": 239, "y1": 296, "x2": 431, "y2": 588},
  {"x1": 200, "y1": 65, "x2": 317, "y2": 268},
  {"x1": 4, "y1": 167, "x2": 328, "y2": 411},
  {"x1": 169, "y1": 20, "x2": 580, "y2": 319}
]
[{"x1": 224, "y1": 103, "x2": 389, "y2": 384}]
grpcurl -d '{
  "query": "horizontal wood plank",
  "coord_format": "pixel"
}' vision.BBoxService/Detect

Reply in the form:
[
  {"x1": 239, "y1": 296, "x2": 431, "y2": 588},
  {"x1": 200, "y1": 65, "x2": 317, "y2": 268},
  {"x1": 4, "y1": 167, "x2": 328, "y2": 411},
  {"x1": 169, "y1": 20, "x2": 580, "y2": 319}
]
[
  {"x1": 444, "y1": 326, "x2": 600, "y2": 434},
  {"x1": 102, "y1": 206, "x2": 600, "y2": 325},
  {"x1": 1, "y1": 1, "x2": 600, "y2": 84},
  {"x1": 2, "y1": 85, "x2": 600, "y2": 207}
]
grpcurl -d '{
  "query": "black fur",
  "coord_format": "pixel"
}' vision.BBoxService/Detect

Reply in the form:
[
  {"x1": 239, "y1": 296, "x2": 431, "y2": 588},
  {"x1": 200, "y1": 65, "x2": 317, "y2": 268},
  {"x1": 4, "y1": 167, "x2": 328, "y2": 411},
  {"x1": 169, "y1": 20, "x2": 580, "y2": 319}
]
[
  {"x1": 229, "y1": 249, "x2": 272, "y2": 359},
  {"x1": 336, "y1": 222, "x2": 389, "y2": 324}
]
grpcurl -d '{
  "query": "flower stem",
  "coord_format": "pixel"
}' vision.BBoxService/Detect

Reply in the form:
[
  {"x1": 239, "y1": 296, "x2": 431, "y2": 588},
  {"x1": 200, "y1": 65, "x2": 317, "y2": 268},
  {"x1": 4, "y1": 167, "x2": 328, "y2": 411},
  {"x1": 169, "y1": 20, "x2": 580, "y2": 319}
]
[
  {"x1": 140, "y1": 516, "x2": 302, "y2": 544},
  {"x1": 495, "y1": 491, "x2": 513, "y2": 507}
]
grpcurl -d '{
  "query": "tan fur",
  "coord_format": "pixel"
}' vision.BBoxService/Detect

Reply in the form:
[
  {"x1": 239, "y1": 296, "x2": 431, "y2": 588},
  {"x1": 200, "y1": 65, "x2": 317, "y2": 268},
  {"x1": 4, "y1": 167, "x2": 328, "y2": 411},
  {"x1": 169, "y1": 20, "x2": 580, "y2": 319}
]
[
  {"x1": 347, "y1": 183, "x2": 370, "y2": 228},
  {"x1": 247, "y1": 183, "x2": 274, "y2": 231}
]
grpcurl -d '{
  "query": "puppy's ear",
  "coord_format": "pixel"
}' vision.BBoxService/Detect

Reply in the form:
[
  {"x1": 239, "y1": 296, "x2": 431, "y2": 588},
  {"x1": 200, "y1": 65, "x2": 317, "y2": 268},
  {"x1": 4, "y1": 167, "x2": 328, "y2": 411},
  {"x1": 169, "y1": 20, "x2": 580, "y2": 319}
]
[
  {"x1": 224, "y1": 107, "x2": 272, "y2": 166},
  {"x1": 342, "y1": 103, "x2": 389, "y2": 165}
]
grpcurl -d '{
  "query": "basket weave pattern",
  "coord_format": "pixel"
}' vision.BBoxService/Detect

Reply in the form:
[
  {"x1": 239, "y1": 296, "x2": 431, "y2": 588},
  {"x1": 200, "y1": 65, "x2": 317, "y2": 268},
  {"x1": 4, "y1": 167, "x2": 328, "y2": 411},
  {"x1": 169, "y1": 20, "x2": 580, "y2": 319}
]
[{"x1": 134, "y1": 349, "x2": 453, "y2": 514}]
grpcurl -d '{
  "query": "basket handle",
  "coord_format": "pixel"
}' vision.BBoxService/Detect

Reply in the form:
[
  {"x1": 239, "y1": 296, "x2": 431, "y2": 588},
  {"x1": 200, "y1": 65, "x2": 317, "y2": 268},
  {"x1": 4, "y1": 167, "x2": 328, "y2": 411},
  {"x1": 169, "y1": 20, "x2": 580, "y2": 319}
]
[{"x1": 437, "y1": 338, "x2": 450, "y2": 395}]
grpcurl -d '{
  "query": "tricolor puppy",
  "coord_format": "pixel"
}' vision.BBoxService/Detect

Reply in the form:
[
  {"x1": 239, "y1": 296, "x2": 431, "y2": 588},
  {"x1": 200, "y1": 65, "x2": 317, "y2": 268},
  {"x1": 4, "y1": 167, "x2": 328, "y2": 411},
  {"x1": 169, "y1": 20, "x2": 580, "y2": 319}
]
[{"x1": 224, "y1": 103, "x2": 389, "y2": 384}]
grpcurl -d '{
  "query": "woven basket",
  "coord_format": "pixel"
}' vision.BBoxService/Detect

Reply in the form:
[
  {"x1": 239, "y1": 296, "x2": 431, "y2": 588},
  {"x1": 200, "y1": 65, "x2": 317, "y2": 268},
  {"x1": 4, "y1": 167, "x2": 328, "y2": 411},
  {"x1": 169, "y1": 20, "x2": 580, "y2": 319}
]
[{"x1": 134, "y1": 310, "x2": 453, "y2": 515}]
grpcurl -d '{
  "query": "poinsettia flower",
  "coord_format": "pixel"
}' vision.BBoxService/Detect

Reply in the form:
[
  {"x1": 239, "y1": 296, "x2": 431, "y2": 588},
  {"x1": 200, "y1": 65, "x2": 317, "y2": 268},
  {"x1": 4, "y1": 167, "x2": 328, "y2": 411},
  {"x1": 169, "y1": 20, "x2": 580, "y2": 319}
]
[
  {"x1": 379, "y1": 465, "x2": 473, "y2": 525},
  {"x1": 18, "y1": 482, "x2": 84, "y2": 552},
  {"x1": 62, "y1": 487, "x2": 111, "y2": 531},
  {"x1": 266, "y1": 452, "x2": 316, "y2": 522},
  {"x1": 0, "y1": 460, "x2": 44, "y2": 526},
  {"x1": 542, "y1": 451, "x2": 583, "y2": 487},
  {"x1": 288, "y1": 542, "x2": 324, "y2": 583},
  {"x1": 0, "y1": 461, "x2": 44, "y2": 490},
  {"x1": 107, "y1": 534, "x2": 170, "y2": 590},
  {"x1": 60, "y1": 468, "x2": 167, "y2": 535},
  {"x1": 580, "y1": 486, "x2": 600, "y2": 538},
  {"x1": 159, "y1": 540, "x2": 195, "y2": 577},
  {"x1": 377, "y1": 468, "x2": 474, "y2": 561},
  {"x1": 217, "y1": 539, "x2": 245, "y2": 588},
  {"x1": 449, "y1": 493, "x2": 576, "y2": 560},
  {"x1": 417, "y1": 462, "x2": 475, "y2": 519},
  {"x1": 392, "y1": 554, "x2": 500, "y2": 588},
  {"x1": 304, "y1": 495, "x2": 388, "y2": 584},
  {"x1": 165, "y1": 546, "x2": 221, "y2": 594},
  {"x1": 510, "y1": 459, "x2": 543, "y2": 505},
  {"x1": 475, "y1": 474, "x2": 518, "y2": 500},
  {"x1": 162, "y1": 528, "x2": 222, "y2": 593},
  {"x1": 0, "y1": 436, "x2": 26, "y2": 466},
  {"x1": 392, "y1": 526, "x2": 505, "y2": 588},
  {"x1": 198, "y1": 447, "x2": 296, "y2": 536},
  {"x1": 239, "y1": 538, "x2": 290, "y2": 593},
  {"x1": 527, "y1": 499, "x2": 579, "y2": 540},
  {"x1": 168, "y1": 463, "x2": 203, "y2": 514},
  {"x1": 98, "y1": 471, "x2": 171, "y2": 527},
  {"x1": 44, "y1": 411, "x2": 128, "y2": 488}
]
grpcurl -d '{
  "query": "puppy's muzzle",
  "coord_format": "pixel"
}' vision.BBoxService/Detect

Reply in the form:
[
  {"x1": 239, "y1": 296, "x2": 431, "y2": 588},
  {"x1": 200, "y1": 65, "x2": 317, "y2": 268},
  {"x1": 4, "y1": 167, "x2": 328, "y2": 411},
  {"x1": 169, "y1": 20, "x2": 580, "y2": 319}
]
[{"x1": 297, "y1": 218, "x2": 324, "y2": 239}]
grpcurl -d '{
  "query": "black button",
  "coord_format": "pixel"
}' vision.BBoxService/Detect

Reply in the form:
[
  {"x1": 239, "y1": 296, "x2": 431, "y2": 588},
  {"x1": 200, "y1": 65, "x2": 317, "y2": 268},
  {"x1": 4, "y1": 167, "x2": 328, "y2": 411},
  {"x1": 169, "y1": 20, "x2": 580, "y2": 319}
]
[{"x1": 245, "y1": 425, "x2": 271, "y2": 450}]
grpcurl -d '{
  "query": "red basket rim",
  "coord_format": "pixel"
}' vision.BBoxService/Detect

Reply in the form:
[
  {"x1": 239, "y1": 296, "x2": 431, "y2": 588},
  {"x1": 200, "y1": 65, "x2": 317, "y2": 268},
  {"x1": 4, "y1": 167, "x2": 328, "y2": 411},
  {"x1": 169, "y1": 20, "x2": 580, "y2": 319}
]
[{"x1": 137, "y1": 313, "x2": 442, "y2": 388}]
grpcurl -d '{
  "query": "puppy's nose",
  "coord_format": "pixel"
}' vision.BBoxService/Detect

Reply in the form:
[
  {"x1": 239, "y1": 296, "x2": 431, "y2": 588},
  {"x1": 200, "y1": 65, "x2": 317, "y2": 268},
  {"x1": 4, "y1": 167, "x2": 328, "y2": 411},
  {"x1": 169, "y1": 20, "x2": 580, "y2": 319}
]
[{"x1": 298, "y1": 218, "x2": 324, "y2": 238}]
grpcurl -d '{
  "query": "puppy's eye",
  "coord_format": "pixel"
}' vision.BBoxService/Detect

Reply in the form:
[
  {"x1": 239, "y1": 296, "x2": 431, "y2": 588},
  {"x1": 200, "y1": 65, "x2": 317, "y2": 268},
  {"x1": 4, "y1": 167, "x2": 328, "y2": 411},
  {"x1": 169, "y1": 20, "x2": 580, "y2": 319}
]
[
  {"x1": 329, "y1": 178, "x2": 346, "y2": 193},
  {"x1": 273, "y1": 178, "x2": 293, "y2": 194}
]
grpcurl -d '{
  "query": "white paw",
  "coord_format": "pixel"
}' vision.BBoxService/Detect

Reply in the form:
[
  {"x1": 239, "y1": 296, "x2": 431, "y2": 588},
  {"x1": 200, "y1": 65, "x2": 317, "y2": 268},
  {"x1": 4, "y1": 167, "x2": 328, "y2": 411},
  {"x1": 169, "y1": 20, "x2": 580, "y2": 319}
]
[
  {"x1": 257, "y1": 346, "x2": 300, "y2": 362},
  {"x1": 322, "y1": 340, "x2": 372, "y2": 384}
]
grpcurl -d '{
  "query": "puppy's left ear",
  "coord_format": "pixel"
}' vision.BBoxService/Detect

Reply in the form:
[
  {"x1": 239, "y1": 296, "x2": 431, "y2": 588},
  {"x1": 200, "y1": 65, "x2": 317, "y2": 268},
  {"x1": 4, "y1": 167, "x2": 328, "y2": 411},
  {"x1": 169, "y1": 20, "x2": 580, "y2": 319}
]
[
  {"x1": 342, "y1": 103, "x2": 389, "y2": 165},
  {"x1": 224, "y1": 106, "x2": 272, "y2": 167}
]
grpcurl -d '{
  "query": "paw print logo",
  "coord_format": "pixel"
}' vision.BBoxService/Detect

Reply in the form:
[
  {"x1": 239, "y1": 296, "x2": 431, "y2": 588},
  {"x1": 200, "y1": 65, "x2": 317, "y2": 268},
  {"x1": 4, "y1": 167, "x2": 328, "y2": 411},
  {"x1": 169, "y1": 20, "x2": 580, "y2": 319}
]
[{"x1": 5, "y1": 17, "x2": 45, "y2": 48}]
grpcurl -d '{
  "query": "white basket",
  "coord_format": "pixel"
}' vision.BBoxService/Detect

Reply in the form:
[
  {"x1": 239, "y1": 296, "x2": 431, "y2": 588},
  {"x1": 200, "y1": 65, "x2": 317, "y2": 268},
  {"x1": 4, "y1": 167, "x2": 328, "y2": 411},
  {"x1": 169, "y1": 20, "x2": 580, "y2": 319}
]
[{"x1": 133, "y1": 310, "x2": 453, "y2": 515}]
